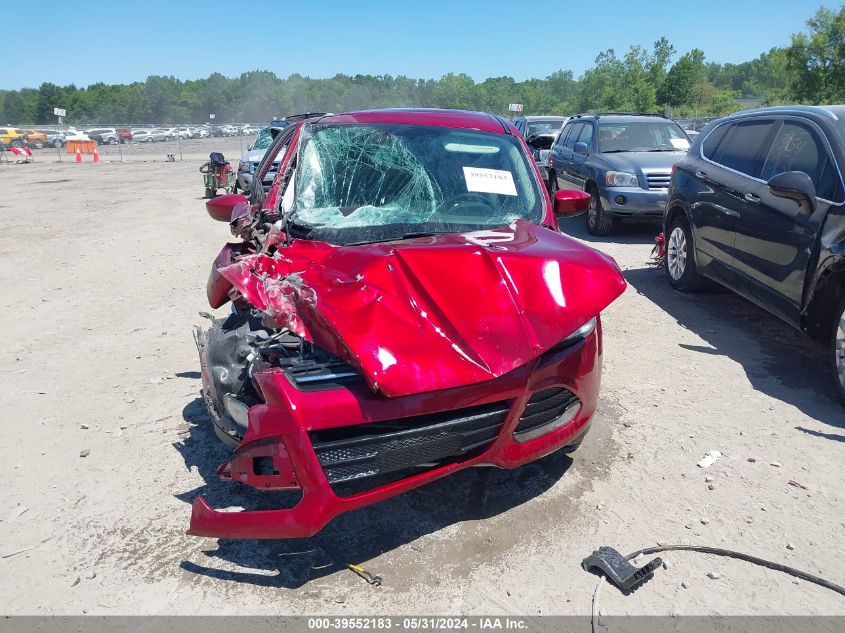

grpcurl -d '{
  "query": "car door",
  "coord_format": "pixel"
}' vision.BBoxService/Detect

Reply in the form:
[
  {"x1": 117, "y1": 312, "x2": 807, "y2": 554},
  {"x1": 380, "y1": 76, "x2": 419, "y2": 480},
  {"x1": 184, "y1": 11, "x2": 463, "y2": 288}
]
[
  {"x1": 555, "y1": 122, "x2": 583, "y2": 190},
  {"x1": 568, "y1": 122, "x2": 594, "y2": 185},
  {"x1": 730, "y1": 117, "x2": 845, "y2": 325},
  {"x1": 693, "y1": 119, "x2": 776, "y2": 287}
]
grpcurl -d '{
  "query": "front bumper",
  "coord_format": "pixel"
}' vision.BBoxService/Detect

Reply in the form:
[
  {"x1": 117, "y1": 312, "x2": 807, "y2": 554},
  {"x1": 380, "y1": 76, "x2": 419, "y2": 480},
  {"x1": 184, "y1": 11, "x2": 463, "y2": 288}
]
[
  {"x1": 188, "y1": 322, "x2": 602, "y2": 539},
  {"x1": 600, "y1": 186, "x2": 668, "y2": 219}
]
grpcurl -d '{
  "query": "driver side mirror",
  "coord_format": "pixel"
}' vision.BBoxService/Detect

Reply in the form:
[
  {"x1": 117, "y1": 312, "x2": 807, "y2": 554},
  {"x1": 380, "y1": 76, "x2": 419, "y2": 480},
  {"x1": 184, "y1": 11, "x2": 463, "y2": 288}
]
[
  {"x1": 553, "y1": 189, "x2": 591, "y2": 216},
  {"x1": 767, "y1": 171, "x2": 817, "y2": 212},
  {"x1": 247, "y1": 144, "x2": 253, "y2": 151},
  {"x1": 574, "y1": 141, "x2": 589, "y2": 156},
  {"x1": 206, "y1": 193, "x2": 248, "y2": 222}
]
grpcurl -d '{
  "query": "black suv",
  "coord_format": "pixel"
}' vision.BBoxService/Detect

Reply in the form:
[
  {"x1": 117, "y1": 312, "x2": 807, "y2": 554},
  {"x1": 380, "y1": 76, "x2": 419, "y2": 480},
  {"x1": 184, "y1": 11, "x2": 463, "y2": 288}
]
[{"x1": 664, "y1": 105, "x2": 845, "y2": 403}]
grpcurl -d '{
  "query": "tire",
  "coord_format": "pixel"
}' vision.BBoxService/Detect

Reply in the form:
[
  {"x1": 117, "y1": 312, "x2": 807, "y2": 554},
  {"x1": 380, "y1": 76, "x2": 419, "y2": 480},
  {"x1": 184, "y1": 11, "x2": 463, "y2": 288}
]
[
  {"x1": 33, "y1": 140, "x2": 44, "y2": 149},
  {"x1": 53, "y1": 139, "x2": 64, "y2": 148},
  {"x1": 204, "y1": 187, "x2": 213, "y2": 199},
  {"x1": 146, "y1": 137, "x2": 154, "y2": 143},
  {"x1": 831, "y1": 293, "x2": 845, "y2": 406},
  {"x1": 665, "y1": 215, "x2": 704, "y2": 291},
  {"x1": 10, "y1": 139, "x2": 22, "y2": 149},
  {"x1": 586, "y1": 185, "x2": 613, "y2": 236},
  {"x1": 108, "y1": 137, "x2": 117, "y2": 145}
]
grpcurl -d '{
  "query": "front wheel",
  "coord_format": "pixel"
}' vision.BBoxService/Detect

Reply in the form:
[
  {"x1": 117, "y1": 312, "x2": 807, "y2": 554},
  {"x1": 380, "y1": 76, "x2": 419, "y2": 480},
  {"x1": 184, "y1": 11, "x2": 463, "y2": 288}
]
[
  {"x1": 33, "y1": 140, "x2": 44, "y2": 149},
  {"x1": 53, "y1": 139, "x2": 64, "y2": 148},
  {"x1": 665, "y1": 215, "x2": 704, "y2": 291},
  {"x1": 832, "y1": 294, "x2": 845, "y2": 405},
  {"x1": 586, "y1": 186, "x2": 613, "y2": 236}
]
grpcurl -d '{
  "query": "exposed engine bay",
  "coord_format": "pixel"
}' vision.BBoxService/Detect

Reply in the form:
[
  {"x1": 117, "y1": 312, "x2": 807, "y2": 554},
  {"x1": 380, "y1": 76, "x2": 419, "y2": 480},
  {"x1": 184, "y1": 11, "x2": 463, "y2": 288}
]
[{"x1": 195, "y1": 309, "x2": 358, "y2": 448}]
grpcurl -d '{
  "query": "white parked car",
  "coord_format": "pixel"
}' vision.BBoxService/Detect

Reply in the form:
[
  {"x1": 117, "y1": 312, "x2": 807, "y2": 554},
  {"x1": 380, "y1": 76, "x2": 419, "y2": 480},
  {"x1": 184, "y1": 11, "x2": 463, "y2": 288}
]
[
  {"x1": 65, "y1": 128, "x2": 93, "y2": 142},
  {"x1": 195, "y1": 127, "x2": 210, "y2": 139}
]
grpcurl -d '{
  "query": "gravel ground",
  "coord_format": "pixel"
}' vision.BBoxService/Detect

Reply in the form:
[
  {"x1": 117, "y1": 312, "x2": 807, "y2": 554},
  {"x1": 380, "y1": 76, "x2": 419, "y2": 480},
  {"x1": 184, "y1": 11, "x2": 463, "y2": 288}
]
[{"x1": 0, "y1": 142, "x2": 843, "y2": 615}]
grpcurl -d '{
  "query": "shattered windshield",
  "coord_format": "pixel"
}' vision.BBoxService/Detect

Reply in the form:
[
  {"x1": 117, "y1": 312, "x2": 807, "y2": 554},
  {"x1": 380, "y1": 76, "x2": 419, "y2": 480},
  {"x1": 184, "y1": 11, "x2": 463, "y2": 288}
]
[
  {"x1": 290, "y1": 123, "x2": 542, "y2": 242},
  {"x1": 526, "y1": 120, "x2": 565, "y2": 137},
  {"x1": 253, "y1": 127, "x2": 274, "y2": 150}
]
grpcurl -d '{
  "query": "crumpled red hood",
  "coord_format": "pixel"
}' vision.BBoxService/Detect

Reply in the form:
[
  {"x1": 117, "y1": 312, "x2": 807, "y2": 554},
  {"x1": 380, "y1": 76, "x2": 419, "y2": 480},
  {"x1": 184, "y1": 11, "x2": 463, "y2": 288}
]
[{"x1": 220, "y1": 220, "x2": 626, "y2": 397}]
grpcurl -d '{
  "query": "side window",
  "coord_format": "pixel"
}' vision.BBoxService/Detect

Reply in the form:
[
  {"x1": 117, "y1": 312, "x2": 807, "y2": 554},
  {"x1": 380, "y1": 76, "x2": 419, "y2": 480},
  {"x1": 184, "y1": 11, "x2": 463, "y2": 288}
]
[
  {"x1": 761, "y1": 120, "x2": 843, "y2": 202},
  {"x1": 555, "y1": 124, "x2": 572, "y2": 147},
  {"x1": 701, "y1": 122, "x2": 730, "y2": 159},
  {"x1": 563, "y1": 123, "x2": 583, "y2": 149},
  {"x1": 714, "y1": 120, "x2": 775, "y2": 178},
  {"x1": 577, "y1": 123, "x2": 594, "y2": 149}
]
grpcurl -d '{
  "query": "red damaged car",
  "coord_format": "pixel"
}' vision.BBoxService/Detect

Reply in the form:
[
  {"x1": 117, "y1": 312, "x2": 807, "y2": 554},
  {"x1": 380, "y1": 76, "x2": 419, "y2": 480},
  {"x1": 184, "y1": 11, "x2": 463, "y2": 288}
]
[{"x1": 190, "y1": 109, "x2": 626, "y2": 539}]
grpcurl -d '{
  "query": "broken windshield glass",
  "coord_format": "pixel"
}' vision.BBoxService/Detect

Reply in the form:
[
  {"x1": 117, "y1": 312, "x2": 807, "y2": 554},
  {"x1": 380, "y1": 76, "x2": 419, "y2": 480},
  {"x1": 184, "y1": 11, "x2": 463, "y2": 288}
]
[
  {"x1": 252, "y1": 128, "x2": 274, "y2": 150},
  {"x1": 290, "y1": 123, "x2": 543, "y2": 237}
]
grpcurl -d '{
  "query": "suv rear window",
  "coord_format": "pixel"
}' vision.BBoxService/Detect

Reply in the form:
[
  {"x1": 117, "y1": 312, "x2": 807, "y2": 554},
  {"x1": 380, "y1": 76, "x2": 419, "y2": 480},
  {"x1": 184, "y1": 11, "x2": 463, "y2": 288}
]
[
  {"x1": 701, "y1": 122, "x2": 730, "y2": 159},
  {"x1": 714, "y1": 120, "x2": 775, "y2": 178}
]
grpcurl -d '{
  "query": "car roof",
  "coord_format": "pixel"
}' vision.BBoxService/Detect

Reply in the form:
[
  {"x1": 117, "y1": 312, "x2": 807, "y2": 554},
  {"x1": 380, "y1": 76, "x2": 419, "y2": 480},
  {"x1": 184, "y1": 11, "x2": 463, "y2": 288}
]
[
  {"x1": 570, "y1": 114, "x2": 672, "y2": 123},
  {"x1": 317, "y1": 108, "x2": 510, "y2": 133},
  {"x1": 720, "y1": 104, "x2": 845, "y2": 121},
  {"x1": 520, "y1": 115, "x2": 568, "y2": 121}
]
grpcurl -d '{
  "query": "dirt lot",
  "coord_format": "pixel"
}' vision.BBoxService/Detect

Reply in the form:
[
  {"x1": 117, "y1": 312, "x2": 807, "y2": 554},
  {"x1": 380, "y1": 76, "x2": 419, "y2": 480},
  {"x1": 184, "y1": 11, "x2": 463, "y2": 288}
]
[{"x1": 1, "y1": 140, "x2": 843, "y2": 616}]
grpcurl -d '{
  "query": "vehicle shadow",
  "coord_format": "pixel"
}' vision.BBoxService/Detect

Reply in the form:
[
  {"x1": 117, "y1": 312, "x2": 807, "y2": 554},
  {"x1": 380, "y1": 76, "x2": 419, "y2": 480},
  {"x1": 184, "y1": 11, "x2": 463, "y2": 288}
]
[
  {"x1": 624, "y1": 266, "x2": 844, "y2": 429},
  {"x1": 556, "y1": 213, "x2": 661, "y2": 245},
  {"x1": 174, "y1": 396, "x2": 574, "y2": 589}
]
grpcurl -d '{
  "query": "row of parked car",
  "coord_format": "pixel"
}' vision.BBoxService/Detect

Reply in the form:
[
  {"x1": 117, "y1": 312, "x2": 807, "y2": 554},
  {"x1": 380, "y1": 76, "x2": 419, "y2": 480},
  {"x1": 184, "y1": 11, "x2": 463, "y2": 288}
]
[
  {"x1": 514, "y1": 106, "x2": 845, "y2": 404},
  {"x1": 0, "y1": 123, "x2": 261, "y2": 149}
]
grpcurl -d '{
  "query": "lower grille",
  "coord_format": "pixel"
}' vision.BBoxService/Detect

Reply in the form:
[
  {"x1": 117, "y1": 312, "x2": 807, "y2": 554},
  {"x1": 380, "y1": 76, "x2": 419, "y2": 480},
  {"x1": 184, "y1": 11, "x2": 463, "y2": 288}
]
[
  {"x1": 310, "y1": 401, "x2": 509, "y2": 485},
  {"x1": 514, "y1": 388, "x2": 580, "y2": 437},
  {"x1": 646, "y1": 172, "x2": 671, "y2": 190}
]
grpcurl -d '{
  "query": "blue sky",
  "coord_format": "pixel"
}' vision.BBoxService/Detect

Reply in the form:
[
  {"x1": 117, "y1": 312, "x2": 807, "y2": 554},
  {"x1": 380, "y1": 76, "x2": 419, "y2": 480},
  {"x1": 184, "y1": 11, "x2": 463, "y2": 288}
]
[{"x1": 1, "y1": 0, "x2": 834, "y2": 89}]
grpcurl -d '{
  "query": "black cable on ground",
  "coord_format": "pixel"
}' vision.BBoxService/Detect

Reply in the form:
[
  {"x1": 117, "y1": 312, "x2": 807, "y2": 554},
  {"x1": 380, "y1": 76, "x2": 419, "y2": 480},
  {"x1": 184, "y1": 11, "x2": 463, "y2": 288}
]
[{"x1": 625, "y1": 544, "x2": 845, "y2": 597}]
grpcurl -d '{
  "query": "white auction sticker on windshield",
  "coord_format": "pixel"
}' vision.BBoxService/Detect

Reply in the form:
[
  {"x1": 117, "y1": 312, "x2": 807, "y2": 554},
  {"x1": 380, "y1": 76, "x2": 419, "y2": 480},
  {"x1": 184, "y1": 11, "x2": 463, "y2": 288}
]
[{"x1": 463, "y1": 166, "x2": 518, "y2": 196}]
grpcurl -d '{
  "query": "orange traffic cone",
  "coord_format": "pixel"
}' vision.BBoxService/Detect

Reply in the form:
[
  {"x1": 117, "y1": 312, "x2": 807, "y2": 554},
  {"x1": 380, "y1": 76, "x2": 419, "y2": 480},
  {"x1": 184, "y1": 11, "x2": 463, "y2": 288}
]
[
  {"x1": 92, "y1": 148, "x2": 100, "y2": 163},
  {"x1": 74, "y1": 148, "x2": 82, "y2": 163}
]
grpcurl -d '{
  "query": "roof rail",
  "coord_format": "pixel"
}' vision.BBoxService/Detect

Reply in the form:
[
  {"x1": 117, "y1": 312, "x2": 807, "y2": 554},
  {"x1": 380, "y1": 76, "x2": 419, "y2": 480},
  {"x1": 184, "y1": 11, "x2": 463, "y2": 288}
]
[{"x1": 571, "y1": 112, "x2": 667, "y2": 119}]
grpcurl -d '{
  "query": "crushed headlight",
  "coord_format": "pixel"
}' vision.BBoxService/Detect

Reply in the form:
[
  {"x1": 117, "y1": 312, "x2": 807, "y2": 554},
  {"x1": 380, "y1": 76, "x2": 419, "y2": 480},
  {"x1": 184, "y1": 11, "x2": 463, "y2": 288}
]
[
  {"x1": 605, "y1": 171, "x2": 639, "y2": 188},
  {"x1": 563, "y1": 317, "x2": 597, "y2": 343}
]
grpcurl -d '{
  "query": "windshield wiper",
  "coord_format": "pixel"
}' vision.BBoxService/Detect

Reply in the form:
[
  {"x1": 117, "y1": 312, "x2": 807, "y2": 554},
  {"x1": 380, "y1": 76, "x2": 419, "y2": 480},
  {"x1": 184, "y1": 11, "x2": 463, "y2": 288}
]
[
  {"x1": 399, "y1": 230, "x2": 450, "y2": 239},
  {"x1": 647, "y1": 148, "x2": 683, "y2": 152},
  {"x1": 343, "y1": 230, "x2": 453, "y2": 247}
]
